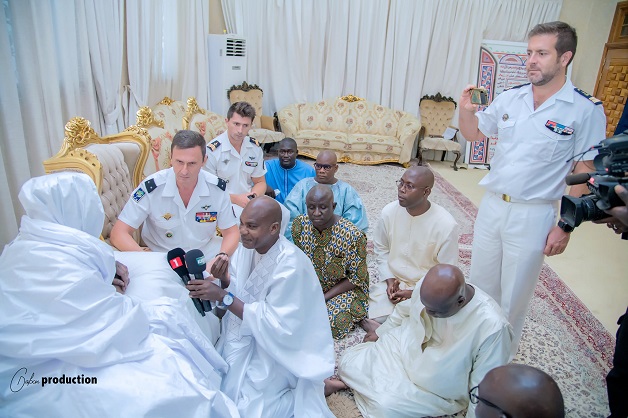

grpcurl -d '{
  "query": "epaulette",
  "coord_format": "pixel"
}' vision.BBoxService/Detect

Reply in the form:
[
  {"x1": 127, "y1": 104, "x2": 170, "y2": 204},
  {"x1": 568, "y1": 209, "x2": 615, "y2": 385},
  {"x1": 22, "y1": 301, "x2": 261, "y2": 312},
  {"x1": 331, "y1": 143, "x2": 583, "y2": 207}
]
[
  {"x1": 505, "y1": 83, "x2": 530, "y2": 91},
  {"x1": 205, "y1": 172, "x2": 227, "y2": 191},
  {"x1": 216, "y1": 177, "x2": 227, "y2": 191},
  {"x1": 574, "y1": 88, "x2": 602, "y2": 105},
  {"x1": 249, "y1": 137, "x2": 260, "y2": 147},
  {"x1": 144, "y1": 178, "x2": 157, "y2": 193},
  {"x1": 207, "y1": 140, "x2": 221, "y2": 152}
]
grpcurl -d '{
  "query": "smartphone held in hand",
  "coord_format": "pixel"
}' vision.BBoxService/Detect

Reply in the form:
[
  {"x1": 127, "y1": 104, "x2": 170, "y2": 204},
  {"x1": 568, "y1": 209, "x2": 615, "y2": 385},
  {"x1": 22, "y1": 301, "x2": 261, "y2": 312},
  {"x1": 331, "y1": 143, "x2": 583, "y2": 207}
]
[{"x1": 470, "y1": 88, "x2": 489, "y2": 106}]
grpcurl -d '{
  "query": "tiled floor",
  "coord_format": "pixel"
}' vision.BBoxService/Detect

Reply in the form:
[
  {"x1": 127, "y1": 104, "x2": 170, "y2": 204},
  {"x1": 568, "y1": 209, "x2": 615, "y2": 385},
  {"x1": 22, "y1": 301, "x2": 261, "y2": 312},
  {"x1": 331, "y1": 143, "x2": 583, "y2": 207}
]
[{"x1": 428, "y1": 160, "x2": 628, "y2": 333}]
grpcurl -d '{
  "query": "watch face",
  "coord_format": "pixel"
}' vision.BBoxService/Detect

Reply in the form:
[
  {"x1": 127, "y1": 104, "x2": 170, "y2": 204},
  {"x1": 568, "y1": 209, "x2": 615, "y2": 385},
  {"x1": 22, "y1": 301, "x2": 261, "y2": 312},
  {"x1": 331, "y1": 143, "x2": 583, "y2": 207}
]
[{"x1": 223, "y1": 293, "x2": 234, "y2": 306}]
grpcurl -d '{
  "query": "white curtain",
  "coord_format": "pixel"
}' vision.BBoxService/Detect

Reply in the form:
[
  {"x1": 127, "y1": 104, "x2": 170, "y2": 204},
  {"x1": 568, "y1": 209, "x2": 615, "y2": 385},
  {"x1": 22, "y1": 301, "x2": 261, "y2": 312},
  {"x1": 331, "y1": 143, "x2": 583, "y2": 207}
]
[
  {"x1": 0, "y1": 0, "x2": 105, "y2": 247},
  {"x1": 222, "y1": 0, "x2": 562, "y2": 116},
  {"x1": 125, "y1": 0, "x2": 210, "y2": 125},
  {"x1": 84, "y1": 0, "x2": 125, "y2": 135}
]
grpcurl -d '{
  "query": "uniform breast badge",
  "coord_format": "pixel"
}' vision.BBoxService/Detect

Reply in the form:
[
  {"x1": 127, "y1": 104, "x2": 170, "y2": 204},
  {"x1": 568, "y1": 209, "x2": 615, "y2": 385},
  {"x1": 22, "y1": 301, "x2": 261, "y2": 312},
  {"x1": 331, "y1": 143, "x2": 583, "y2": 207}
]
[
  {"x1": 162, "y1": 213, "x2": 172, "y2": 220},
  {"x1": 201, "y1": 205, "x2": 211, "y2": 210},
  {"x1": 545, "y1": 120, "x2": 574, "y2": 135},
  {"x1": 196, "y1": 212, "x2": 217, "y2": 223},
  {"x1": 502, "y1": 114, "x2": 509, "y2": 121}
]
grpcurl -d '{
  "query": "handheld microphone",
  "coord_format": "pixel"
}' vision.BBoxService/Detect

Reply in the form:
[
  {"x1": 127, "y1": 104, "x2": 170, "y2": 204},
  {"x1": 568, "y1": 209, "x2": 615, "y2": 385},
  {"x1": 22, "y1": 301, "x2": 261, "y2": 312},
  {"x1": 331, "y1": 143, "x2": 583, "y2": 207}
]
[
  {"x1": 185, "y1": 249, "x2": 214, "y2": 312},
  {"x1": 167, "y1": 248, "x2": 205, "y2": 316},
  {"x1": 564, "y1": 172, "x2": 592, "y2": 186}
]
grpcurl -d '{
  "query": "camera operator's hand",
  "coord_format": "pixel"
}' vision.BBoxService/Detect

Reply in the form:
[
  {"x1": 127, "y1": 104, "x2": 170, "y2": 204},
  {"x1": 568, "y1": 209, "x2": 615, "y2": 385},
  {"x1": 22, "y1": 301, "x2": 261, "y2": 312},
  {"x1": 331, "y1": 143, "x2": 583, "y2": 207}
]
[
  {"x1": 544, "y1": 226, "x2": 570, "y2": 257},
  {"x1": 593, "y1": 185, "x2": 628, "y2": 233}
]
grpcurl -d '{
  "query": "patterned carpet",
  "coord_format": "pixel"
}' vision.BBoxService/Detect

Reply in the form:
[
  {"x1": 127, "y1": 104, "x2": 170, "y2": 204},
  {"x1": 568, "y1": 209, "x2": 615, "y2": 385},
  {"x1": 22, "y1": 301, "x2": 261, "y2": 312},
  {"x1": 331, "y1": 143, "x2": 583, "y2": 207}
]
[{"x1": 325, "y1": 161, "x2": 615, "y2": 418}]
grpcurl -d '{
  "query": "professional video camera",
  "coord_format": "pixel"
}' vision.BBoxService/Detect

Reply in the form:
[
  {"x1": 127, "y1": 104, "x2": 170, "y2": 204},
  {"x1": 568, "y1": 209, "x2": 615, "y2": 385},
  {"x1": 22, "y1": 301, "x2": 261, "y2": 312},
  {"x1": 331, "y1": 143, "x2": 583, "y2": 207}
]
[{"x1": 560, "y1": 132, "x2": 628, "y2": 229}]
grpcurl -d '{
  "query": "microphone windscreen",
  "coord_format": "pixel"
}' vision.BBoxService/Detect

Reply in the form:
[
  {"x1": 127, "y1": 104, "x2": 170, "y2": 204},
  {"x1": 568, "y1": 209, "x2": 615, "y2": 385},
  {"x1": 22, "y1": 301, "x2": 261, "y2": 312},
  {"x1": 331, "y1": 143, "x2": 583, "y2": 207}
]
[
  {"x1": 186, "y1": 249, "x2": 206, "y2": 274},
  {"x1": 167, "y1": 248, "x2": 188, "y2": 274},
  {"x1": 565, "y1": 172, "x2": 591, "y2": 186}
]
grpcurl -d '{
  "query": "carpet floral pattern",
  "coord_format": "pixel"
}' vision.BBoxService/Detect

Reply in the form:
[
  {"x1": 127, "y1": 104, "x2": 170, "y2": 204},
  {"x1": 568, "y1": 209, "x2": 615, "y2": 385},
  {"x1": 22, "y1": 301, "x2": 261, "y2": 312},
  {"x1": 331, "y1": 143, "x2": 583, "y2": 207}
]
[{"x1": 328, "y1": 162, "x2": 615, "y2": 418}]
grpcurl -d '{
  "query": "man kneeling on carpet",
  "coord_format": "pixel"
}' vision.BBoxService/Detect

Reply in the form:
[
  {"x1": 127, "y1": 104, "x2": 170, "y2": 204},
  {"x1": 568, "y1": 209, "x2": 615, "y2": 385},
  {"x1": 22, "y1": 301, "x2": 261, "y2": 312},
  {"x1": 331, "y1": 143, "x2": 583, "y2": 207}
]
[
  {"x1": 186, "y1": 196, "x2": 336, "y2": 417},
  {"x1": 369, "y1": 165, "x2": 459, "y2": 323},
  {"x1": 292, "y1": 185, "x2": 369, "y2": 339},
  {"x1": 326, "y1": 264, "x2": 513, "y2": 418}
]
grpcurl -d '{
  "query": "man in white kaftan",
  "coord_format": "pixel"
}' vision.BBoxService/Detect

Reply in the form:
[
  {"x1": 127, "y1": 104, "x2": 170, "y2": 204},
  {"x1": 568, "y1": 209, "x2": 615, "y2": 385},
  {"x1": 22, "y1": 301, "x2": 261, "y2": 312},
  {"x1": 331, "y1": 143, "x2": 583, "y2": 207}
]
[
  {"x1": 187, "y1": 196, "x2": 336, "y2": 418},
  {"x1": 0, "y1": 172, "x2": 238, "y2": 417},
  {"x1": 369, "y1": 166, "x2": 459, "y2": 321},
  {"x1": 328, "y1": 264, "x2": 512, "y2": 418}
]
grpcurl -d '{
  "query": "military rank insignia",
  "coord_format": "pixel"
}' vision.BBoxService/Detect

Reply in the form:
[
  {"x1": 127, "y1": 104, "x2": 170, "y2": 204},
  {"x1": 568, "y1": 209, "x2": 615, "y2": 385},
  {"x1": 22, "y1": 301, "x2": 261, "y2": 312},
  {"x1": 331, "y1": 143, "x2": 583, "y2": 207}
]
[
  {"x1": 196, "y1": 211, "x2": 217, "y2": 223},
  {"x1": 132, "y1": 188, "x2": 146, "y2": 202},
  {"x1": 545, "y1": 120, "x2": 574, "y2": 136}
]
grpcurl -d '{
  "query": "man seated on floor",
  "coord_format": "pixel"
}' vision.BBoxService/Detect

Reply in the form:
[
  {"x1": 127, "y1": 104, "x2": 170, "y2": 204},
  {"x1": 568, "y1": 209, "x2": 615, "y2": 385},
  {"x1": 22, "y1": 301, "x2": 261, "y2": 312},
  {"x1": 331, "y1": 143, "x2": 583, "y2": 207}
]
[
  {"x1": 204, "y1": 101, "x2": 267, "y2": 218},
  {"x1": 265, "y1": 137, "x2": 315, "y2": 204},
  {"x1": 110, "y1": 130, "x2": 239, "y2": 263},
  {"x1": 369, "y1": 165, "x2": 459, "y2": 322},
  {"x1": 0, "y1": 172, "x2": 238, "y2": 417},
  {"x1": 472, "y1": 364, "x2": 564, "y2": 418},
  {"x1": 284, "y1": 150, "x2": 368, "y2": 239},
  {"x1": 186, "y1": 196, "x2": 335, "y2": 417},
  {"x1": 325, "y1": 264, "x2": 513, "y2": 418},
  {"x1": 291, "y1": 185, "x2": 369, "y2": 339}
]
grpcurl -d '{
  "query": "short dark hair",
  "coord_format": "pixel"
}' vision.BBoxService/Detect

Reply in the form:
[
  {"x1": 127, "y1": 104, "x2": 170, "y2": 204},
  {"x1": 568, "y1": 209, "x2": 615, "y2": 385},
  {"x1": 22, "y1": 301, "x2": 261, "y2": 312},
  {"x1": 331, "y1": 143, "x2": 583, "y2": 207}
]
[
  {"x1": 227, "y1": 101, "x2": 256, "y2": 122},
  {"x1": 279, "y1": 137, "x2": 297, "y2": 149},
  {"x1": 528, "y1": 21, "x2": 577, "y2": 65},
  {"x1": 171, "y1": 130, "x2": 206, "y2": 159}
]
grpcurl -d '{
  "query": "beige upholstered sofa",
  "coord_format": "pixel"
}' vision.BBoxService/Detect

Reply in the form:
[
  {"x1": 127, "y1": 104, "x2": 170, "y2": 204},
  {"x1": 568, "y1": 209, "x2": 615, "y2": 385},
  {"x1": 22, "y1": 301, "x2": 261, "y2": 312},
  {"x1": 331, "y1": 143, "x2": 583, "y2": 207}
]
[
  {"x1": 43, "y1": 117, "x2": 150, "y2": 242},
  {"x1": 277, "y1": 96, "x2": 422, "y2": 165}
]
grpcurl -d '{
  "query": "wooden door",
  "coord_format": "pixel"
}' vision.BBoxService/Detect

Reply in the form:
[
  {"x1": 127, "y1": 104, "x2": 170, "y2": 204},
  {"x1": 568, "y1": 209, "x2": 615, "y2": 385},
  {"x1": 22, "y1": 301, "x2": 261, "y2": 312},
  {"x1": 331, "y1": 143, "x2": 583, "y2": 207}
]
[{"x1": 595, "y1": 1, "x2": 628, "y2": 138}]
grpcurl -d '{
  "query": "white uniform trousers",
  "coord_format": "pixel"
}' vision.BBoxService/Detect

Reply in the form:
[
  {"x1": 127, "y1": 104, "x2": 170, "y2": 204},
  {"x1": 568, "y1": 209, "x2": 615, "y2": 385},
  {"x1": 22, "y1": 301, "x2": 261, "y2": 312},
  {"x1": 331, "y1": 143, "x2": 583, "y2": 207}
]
[{"x1": 469, "y1": 191, "x2": 557, "y2": 359}]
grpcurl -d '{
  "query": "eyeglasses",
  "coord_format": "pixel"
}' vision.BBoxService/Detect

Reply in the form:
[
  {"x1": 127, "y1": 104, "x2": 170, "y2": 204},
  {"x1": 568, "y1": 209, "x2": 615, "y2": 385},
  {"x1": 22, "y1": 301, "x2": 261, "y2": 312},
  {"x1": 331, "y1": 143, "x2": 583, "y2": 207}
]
[
  {"x1": 314, "y1": 163, "x2": 336, "y2": 171},
  {"x1": 469, "y1": 386, "x2": 511, "y2": 418},
  {"x1": 278, "y1": 149, "x2": 296, "y2": 156},
  {"x1": 395, "y1": 179, "x2": 429, "y2": 192}
]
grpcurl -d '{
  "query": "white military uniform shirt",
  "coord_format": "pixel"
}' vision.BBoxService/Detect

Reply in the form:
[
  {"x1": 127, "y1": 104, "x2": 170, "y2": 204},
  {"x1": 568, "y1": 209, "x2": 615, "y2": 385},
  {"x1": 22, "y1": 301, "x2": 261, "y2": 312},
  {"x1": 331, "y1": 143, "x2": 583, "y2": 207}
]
[
  {"x1": 118, "y1": 167, "x2": 237, "y2": 254},
  {"x1": 204, "y1": 131, "x2": 266, "y2": 195},
  {"x1": 476, "y1": 79, "x2": 606, "y2": 201}
]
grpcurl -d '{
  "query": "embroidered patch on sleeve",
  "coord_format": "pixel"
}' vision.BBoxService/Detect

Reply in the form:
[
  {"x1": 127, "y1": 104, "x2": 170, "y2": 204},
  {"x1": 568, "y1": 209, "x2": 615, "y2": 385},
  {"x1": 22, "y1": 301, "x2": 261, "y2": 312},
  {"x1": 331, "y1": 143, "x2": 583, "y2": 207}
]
[{"x1": 132, "y1": 188, "x2": 146, "y2": 202}]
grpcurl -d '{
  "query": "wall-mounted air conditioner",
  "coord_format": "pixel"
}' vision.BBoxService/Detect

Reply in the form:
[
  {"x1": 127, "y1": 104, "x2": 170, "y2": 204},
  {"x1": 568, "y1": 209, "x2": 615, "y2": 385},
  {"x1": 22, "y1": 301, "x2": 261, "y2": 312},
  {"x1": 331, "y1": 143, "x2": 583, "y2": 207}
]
[{"x1": 207, "y1": 35, "x2": 247, "y2": 116}]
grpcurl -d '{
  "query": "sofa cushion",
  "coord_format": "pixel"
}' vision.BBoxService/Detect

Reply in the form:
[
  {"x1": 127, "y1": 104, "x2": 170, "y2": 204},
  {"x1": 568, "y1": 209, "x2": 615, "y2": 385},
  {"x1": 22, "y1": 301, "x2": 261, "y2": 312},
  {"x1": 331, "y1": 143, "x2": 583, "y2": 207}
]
[
  {"x1": 152, "y1": 100, "x2": 187, "y2": 132},
  {"x1": 298, "y1": 100, "x2": 349, "y2": 132},
  {"x1": 191, "y1": 113, "x2": 227, "y2": 144},
  {"x1": 347, "y1": 134, "x2": 401, "y2": 154},
  {"x1": 349, "y1": 101, "x2": 403, "y2": 137}
]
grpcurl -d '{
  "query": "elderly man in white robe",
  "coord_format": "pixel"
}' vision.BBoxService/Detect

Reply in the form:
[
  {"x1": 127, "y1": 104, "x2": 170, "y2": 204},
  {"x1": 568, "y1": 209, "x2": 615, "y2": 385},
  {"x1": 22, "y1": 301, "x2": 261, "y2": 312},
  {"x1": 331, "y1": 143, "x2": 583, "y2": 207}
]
[
  {"x1": 0, "y1": 172, "x2": 238, "y2": 417},
  {"x1": 187, "y1": 196, "x2": 336, "y2": 418},
  {"x1": 326, "y1": 264, "x2": 513, "y2": 418},
  {"x1": 369, "y1": 165, "x2": 459, "y2": 322}
]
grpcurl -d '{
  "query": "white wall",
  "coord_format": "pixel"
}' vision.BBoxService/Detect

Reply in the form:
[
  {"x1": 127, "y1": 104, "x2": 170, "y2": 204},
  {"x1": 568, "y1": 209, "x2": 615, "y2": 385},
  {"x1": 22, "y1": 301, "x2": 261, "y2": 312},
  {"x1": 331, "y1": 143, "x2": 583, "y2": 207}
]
[{"x1": 560, "y1": 0, "x2": 621, "y2": 93}]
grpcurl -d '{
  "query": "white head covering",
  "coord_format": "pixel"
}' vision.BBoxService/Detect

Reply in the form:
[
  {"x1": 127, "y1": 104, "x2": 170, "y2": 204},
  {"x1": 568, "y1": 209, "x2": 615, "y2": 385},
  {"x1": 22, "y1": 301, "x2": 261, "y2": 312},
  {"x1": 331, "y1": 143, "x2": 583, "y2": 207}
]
[{"x1": 18, "y1": 172, "x2": 104, "y2": 237}]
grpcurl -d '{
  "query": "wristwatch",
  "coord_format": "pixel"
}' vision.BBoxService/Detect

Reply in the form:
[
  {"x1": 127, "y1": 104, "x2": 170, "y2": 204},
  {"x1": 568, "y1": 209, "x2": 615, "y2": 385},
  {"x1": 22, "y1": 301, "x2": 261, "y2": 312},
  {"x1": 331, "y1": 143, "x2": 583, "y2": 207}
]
[
  {"x1": 218, "y1": 292, "x2": 234, "y2": 310},
  {"x1": 557, "y1": 220, "x2": 574, "y2": 233}
]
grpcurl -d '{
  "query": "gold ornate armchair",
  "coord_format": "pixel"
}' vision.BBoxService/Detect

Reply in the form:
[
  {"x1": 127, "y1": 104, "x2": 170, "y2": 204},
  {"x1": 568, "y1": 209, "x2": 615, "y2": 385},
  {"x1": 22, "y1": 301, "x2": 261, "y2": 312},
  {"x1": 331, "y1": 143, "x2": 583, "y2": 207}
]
[
  {"x1": 134, "y1": 96, "x2": 190, "y2": 177},
  {"x1": 184, "y1": 97, "x2": 227, "y2": 144},
  {"x1": 417, "y1": 93, "x2": 463, "y2": 171},
  {"x1": 227, "y1": 81, "x2": 284, "y2": 150},
  {"x1": 43, "y1": 117, "x2": 150, "y2": 241}
]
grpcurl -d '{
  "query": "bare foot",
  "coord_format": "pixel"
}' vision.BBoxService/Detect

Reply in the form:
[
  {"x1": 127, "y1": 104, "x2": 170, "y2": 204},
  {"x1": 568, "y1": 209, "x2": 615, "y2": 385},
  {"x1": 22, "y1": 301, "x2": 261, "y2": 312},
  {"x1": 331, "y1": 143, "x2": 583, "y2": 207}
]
[
  {"x1": 359, "y1": 318, "x2": 381, "y2": 333},
  {"x1": 324, "y1": 377, "x2": 348, "y2": 397}
]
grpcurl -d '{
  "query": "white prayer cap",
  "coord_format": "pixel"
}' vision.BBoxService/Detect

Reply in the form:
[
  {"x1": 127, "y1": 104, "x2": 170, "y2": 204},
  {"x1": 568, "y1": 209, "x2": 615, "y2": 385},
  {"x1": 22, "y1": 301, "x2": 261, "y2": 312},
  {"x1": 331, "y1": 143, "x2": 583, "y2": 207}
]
[{"x1": 18, "y1": 172, "x2": 104, "y2": 237}]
